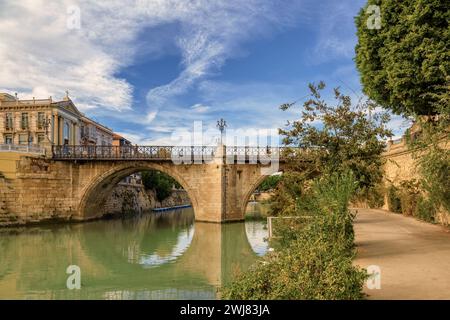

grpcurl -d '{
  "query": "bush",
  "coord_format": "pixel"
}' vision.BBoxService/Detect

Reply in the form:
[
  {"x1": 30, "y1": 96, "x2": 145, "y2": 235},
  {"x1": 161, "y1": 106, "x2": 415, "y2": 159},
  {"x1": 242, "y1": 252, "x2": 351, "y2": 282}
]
[
  {"x1": 354, "y1": 184, "x2": 385, "y2": 209},
  {"x1": 414, "y1": 196, "x2": 436, "y2": 223},
  {"x1": 419, "y1": 148, "x2": 450, "y2": 214},
  {"x1": 398, "y1": 180, "x2": 421, "y2": 216},
  {"x1": 257, "y1": 175, "x2": 282, "y2": 192},
  {"x1": 222, "y1": 234, "x2": 367, "y2": 300},
  {"x1": 222, "y1": 172, "x2": 367, "y2": 300},
  {"x1": 141, "y1": 170, "x2": 179, "y2": 201},
  {"x1": 387, "y1": 185, "x2": 402, "y2": 213}
]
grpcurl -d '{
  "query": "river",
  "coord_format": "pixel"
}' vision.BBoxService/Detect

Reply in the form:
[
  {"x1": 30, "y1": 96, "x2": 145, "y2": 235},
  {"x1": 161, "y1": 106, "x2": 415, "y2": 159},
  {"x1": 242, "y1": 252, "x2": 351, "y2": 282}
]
[{"x1": 0, "y1": 205, "x2": 268, "y2": 300}]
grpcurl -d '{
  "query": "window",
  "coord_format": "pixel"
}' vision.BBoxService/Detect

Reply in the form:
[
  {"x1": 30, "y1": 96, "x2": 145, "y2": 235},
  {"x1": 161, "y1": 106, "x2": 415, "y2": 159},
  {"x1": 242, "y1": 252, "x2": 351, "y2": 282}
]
[
  {"x1": 19, "y1": 134, "x2": 28, "y2": 145},
  {"x1": 5, "y1": 113, "x2": 13, "y2": 130},
  {"x1": 63, "y1": 122, "x2": 70, "y2": 145},
  {"x1": 37, "y1": 112, "x2": 45, "y2": 129},
  {"x1": 21, "y1": 113, "x2": 29, "y2": 129},
  {"x1": 37, "y1": 134, "x2": 45, "y2": 144},
  {"x1": 4, "y1": 134, "x2": 12, "y2": 144}
]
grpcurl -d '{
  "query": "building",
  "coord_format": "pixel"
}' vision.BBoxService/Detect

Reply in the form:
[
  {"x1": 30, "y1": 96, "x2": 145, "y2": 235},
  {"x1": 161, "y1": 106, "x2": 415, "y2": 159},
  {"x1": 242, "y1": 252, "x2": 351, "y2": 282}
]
[
  {"x1": 112, "y1": 133, "x2": 132, "y2": 147},
  {"x1": 0, "y1": 91, "x2": 113, "y2": 147},
  {"x1": 113, "y1": 133, "x2": 141, "y2": 185},
  {"x1": 81, "y1": 116, "x2": 113, "y2": 146}
]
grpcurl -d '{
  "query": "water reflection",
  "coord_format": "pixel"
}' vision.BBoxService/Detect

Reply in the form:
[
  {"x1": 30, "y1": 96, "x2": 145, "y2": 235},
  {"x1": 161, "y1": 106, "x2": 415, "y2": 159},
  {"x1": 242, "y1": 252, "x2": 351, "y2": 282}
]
[
  {"x1": 0, "y1": 207, "x2": 268, "y2": 300},
  {"x1": 140, "y1": 225, "x2": 194, "y2": 267}
]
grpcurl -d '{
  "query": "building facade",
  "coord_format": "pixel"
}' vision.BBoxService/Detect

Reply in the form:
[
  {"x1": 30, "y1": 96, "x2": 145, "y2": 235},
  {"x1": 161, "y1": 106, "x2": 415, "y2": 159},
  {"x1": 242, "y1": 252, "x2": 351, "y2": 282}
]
[
  {"x1": 0, "y1": 92, "x2": 113, "y2": 147},
  {"x1": 112, "y1": 133, "x2": 132, "y2": 147}
]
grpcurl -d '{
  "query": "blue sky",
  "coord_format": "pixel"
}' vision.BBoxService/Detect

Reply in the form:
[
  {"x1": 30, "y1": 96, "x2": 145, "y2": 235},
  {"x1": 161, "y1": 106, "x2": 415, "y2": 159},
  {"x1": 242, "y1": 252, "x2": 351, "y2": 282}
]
[{"x1": 0, "y1": 0, "x2": 411, "y2": 144}]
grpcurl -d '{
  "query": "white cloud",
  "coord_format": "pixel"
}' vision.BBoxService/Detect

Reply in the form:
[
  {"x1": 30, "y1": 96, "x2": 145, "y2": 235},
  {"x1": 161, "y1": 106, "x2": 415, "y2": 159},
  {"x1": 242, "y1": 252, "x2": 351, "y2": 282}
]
[
  {"x1": 143, "y1": 0, "x2": 301, "y2": 119},
  {"x1": 190, "y1": 103, "x2": 210, "y2": 113},
  {"x1": 0, "y1": 0, "x2": 301, "y2": 117},
  {"x1": 0, "y1": 0, "x2": 139, "y2": 111}
]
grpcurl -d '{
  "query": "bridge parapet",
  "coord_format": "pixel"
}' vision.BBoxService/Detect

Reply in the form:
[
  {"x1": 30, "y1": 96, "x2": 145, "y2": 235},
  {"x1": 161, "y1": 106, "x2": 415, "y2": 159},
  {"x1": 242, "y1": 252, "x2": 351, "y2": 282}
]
[{"x1": 52, "y1": 145, "x2": 294, "y2": 162}]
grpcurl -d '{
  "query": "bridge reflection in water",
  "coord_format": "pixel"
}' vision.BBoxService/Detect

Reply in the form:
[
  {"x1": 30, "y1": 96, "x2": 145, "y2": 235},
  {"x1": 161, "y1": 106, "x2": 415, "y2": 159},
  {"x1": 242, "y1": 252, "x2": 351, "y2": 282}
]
[{"x1": 0, "y1": 207, "x2": 268, "y2": 300}]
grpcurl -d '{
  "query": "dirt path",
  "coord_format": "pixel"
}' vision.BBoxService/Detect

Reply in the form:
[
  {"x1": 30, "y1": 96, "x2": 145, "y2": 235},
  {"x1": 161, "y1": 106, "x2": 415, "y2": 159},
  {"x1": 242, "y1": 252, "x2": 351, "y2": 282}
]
[{"x1": 354, "y1": 208, "x2": 450, "y2": 299}]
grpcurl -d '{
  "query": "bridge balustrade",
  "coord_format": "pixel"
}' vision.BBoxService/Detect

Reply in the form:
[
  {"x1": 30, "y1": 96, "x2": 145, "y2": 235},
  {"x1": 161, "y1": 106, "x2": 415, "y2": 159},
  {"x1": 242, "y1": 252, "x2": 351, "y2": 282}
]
[{"x1": 52, "y1": 145, "x2": 294, "y2": 161}]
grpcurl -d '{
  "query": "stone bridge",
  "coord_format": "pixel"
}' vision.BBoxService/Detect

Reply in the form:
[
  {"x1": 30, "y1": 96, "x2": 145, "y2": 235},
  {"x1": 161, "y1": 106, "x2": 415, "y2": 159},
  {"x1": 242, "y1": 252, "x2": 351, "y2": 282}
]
[{"x1": 0, "y1": 145, "x2": 286, "y2": 225}]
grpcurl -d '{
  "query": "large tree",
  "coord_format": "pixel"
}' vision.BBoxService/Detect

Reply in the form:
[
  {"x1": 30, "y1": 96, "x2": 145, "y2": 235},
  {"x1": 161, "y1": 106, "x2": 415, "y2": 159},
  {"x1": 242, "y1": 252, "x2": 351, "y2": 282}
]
[
  {"x1": 355, "y1": 0, "x2": 449, "y2": 116},
  {"x1": 270, "y1": 82, "x2": 392, "y2": 215}
]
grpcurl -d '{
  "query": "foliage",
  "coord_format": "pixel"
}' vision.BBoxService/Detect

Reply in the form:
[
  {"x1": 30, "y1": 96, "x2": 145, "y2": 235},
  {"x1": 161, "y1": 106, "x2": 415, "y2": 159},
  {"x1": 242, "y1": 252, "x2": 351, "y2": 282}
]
[
  {"x1": 278, "y1": 82, "x2": 392, "y2": 204},
  {"x1": 141, "y1": 170, "x2": 180, "y2": 201},
  {"x1": 355, "y1": 0, "x2": 449, "y2": 116},
  {"x1": 269, "y1": 171, "x2": 305, "y2": 217},
  {"x1": 398, "y1": 179, "x2": 421, "y2": 216},
  {"x1": 387, "y1": 185, "x2": 402, "y2": 213},
  {"x1": 222, "y1": 172, "x2": 367, "y2": 300},
  {"x1": 256, "y1": 174, "x2": 282, "y2": 192},
  {"x1": 364, "y1": 184, "x2": 385, "y2": 208},
  {"x1": 387, "y1": 181, "x2": 438, "y2": 223},
  {"x1": 419, "y1": 148, "x2": 450, "y2": 213},
  {"x1": 415, "y1": 196, "x2": 436, "y2": 223},
  {"x1": 404, "y1": 88, "x2": 450, "y2": 219}
]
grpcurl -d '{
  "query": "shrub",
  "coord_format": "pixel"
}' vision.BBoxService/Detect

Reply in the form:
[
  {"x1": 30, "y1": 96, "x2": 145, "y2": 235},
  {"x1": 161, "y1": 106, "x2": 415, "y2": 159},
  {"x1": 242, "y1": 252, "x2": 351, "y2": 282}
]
[
  {"x1": 419, "y1": 148, "x2": 450, "y2": 214},
  {"x1": 354, "y1": 184, "x2": 385, "y2": 209},
  {"x1": 141, "y1": 170, "x2": 179, "y2": 201},
  {"x1": 222, "y1": 233, "x2": 367, "y2": 300},
  {"x1": 387, "y1": 185, "x2": 402, "y2": 213},
  {"x1": 222, "y1": 172, "x2": 367, "y2": 300},
  {"x1": 398, "y1": 180, "x2": 421, "y2": 216},
  {"x1": 257, "y1": 175, "x2": 282, "y2": 192},
  {"x1": 414, "y1": 196, "x2": 436, "y2": 223}
]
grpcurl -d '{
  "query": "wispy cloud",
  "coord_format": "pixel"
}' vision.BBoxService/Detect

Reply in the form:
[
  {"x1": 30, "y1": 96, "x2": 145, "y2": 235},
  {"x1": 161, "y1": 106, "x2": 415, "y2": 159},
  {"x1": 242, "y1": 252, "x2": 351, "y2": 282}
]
[
  {"x1": 0, "y1": 0, "x2": 301, "y2": 116},
  {"x1": 308, "y1": 0, "x2": 366, "y2": 64},
  {"x1": 142, "y1": 0, "x2": 301, "y2": 120},
  {"x1": 190, "y1": 103, "x2": 211, "y2": 113},
  {"x1": 0, "y1": 0, "x2": 143, "y2": 110}
]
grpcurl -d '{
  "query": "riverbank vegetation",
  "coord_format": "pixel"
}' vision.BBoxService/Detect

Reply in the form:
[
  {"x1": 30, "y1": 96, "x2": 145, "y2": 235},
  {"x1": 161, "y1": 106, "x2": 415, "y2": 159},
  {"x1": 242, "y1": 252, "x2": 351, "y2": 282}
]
[
  {"x1": 223, "y1": 172, "x2": 367, "y2": 299},
  {"x1": 256, "y1": 175, "x2": 282, "y2": 192},
  {"x1": 141, "y1": 170, "x2": 181, "y2": 201},
  {"x1": 225, "y1": 0, "x2": 449, "y2": 298},
  {"x1": 223, "y1": 82, "x2": 392, "y2": 299}
]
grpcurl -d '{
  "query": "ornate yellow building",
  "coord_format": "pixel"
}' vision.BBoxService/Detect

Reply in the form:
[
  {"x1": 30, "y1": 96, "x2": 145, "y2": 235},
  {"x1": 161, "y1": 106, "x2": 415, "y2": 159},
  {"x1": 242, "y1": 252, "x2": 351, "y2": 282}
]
[{"x1": 0, "y1": 92, "x2": 112, "y2": 148}]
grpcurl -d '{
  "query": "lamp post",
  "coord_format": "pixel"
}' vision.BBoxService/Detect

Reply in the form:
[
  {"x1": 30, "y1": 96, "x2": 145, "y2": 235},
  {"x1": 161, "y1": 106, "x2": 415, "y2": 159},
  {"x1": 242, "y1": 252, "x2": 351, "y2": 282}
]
[{"x1": 216, "y1": 118, "x2": 227, "y2": 145}]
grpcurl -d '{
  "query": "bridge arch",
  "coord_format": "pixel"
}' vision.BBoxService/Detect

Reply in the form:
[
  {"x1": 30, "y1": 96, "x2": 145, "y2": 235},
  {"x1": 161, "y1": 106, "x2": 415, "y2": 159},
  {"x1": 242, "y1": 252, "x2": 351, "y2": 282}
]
[
  {"x1": 239, "y1": 171, "x2": 283, "y2": 217},
  {"x1": 78, "y1": 162, "x2": 199, "y2": 220}
]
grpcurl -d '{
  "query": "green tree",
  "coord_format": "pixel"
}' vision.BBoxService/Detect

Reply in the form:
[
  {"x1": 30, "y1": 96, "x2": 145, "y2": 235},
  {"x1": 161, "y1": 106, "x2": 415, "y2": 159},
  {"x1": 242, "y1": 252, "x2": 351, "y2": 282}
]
[
  {"x1": 256, "y1": 175, "x2": 282, "y2": 192},
  {"x1": 278, "y1": 82, "x2": 392, "y2": 200},
  {"x1": 141, "y1": 170, "x2": 180, "y2": 201},
  {"x1": 355, "y1": 0, "x2": 449, "y2": 116}
]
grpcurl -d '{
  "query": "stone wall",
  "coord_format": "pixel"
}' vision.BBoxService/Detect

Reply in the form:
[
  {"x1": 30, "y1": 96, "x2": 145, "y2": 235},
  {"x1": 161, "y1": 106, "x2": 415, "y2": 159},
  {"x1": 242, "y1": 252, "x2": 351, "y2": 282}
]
[
  {"x1": 103, "y1": 184, "x2": 152, "y2": 216},
  {"x1": 382, "y1": 138, "x2": 449, "y2": 225},
  {"x1": 148, "y1": 189, "x2": 191, "y2": 209},
  {"x1": 103, "y1": 184, "x2": 191, "y2": 217},
  {"x1": 0, "y1": 153, "x2": 78, "y2": 226}
]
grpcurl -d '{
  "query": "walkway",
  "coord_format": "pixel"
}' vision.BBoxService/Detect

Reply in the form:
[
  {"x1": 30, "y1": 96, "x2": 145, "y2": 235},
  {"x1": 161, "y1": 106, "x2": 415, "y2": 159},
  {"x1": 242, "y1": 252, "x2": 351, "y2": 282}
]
[{"x1": 354, "y1": 208, "x2": 450, "y2": 299}]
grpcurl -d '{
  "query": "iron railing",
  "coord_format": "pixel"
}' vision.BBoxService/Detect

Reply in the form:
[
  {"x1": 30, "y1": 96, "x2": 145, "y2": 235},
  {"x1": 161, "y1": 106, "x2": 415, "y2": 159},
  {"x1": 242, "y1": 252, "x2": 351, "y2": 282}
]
[
  {"x1": 225, "y1": 146, "x2": 290, "y2": 163},
  {"x1": 52, "y1": 145, "x2": 295, "y2": 161},
  {"x1": 52, "y1": 145, "x2": 217, "y2": 161}
]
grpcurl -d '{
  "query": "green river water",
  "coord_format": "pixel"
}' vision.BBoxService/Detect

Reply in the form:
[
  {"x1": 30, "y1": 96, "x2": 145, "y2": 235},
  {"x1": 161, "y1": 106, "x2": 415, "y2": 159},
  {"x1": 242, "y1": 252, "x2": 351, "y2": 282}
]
[{"x1": 0, "y1": 203, "x2": 268, "y2": 299}]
